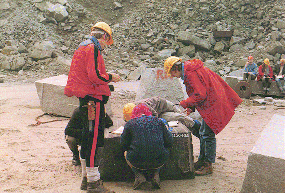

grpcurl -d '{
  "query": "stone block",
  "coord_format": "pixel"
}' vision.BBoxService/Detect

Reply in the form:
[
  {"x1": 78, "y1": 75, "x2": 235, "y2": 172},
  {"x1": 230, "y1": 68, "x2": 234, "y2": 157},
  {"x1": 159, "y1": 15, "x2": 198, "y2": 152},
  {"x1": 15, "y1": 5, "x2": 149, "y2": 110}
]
[
  {"x1": 241, "y1": 114, "x2": 285, "y2": 193},
  {"x1": 35, "y1": 74, "x2": 113, "y2": 117},
  {"x1": 135, "y1": 68, "x2": 187, "y2": 105},
  {"x1": 99, "y1": 121, "x2": 195, "y2": 181},
  {"x1": 35, "y1": 75, "x2": 78, "y2": 117},
  {"x1": 225, "y1": 76, "x2": 242, "y2": 89}
]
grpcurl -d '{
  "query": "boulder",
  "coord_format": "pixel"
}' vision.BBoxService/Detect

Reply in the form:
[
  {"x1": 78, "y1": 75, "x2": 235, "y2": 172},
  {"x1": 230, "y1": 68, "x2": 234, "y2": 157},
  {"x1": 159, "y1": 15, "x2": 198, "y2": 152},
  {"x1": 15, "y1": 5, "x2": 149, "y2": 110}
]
[{"x1": 135, "y1": 68, "x2": 187, "y2": 105}]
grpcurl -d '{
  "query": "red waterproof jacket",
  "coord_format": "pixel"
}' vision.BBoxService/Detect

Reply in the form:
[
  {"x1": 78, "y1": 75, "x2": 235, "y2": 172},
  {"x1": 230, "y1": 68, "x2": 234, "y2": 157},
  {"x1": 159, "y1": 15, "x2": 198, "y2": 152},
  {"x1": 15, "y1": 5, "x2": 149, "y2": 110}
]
[
  {"x1": 180, "y1": 59, "x2": 242, "y2": 134},
  {"x1": 256, "y1": 64, "x2": 274, "y2": 81},
  {"x1": 64, "y1": 41, "x2": 112, "y2": 101}
]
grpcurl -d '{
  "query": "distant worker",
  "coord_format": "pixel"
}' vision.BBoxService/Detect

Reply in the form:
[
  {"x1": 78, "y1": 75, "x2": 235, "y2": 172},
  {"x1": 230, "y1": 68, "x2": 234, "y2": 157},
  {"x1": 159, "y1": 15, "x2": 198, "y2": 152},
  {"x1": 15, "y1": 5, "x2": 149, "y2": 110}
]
[
  {"x1": 164, "y1": 56, "x2": 242, "y2": 176},
  {"x1": 257, "y1": 58, "x2": 274, "y2": 93},
  {"x1": 274, "y1": 58, "x2": 285, "y2": 94},
  {"x1": 243, "y1": 55, "x2": 258, "y2": 81},
  {"x1": 64, "y1": 21, "x2": 120, "y2": 193},
  {"x1": 121, "y1": 103, "x2": 173, "y2": 190},
  {"x1": 123, "y1": 96, "x2": 201, "y2": 138}
]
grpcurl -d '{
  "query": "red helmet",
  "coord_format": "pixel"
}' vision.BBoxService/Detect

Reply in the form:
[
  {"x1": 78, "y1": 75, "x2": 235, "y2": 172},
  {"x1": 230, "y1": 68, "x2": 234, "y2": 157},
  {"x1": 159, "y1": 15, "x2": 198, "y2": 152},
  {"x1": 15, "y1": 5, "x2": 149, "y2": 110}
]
[{"x1": 248, "y1": 55, "x2": 253, "y2": 60}]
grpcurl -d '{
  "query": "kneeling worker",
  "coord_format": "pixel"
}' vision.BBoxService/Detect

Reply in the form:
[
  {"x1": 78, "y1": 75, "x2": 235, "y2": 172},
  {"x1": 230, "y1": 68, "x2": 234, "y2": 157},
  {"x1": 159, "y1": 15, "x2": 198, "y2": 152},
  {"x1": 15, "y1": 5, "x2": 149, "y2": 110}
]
[
  {"x1": 123, "y1": 96, "x2": 201, "y2": 138},
  {"x1": 121, "y1": 103, "x2": 173, "y2": 190}
]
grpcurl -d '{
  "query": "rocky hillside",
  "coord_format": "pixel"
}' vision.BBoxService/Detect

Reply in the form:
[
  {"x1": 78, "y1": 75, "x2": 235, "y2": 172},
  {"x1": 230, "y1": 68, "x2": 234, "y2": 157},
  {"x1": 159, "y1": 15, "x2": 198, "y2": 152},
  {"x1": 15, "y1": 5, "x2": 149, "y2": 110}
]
[{"x1": 1, "y1": 0, "x2": 285, "y2": 82}]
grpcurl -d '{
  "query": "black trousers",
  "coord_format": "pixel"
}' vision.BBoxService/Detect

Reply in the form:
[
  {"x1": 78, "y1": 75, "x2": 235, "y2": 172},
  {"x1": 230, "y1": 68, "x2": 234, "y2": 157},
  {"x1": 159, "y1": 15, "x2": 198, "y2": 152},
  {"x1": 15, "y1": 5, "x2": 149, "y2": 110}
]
[{"x1": 79, "y1": 95, "x2": 107, "y2": 167}]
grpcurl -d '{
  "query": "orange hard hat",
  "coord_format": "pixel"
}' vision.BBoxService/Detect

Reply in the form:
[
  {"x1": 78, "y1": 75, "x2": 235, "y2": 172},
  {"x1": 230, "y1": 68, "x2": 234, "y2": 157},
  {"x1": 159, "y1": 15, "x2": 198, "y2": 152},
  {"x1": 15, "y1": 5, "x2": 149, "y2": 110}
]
[
  {"x1": 248, "y1": 55, "x2": 253, "y2": 60},
  {"x1": 91, "y1": 22, "x2": 113, "y2": 45}
]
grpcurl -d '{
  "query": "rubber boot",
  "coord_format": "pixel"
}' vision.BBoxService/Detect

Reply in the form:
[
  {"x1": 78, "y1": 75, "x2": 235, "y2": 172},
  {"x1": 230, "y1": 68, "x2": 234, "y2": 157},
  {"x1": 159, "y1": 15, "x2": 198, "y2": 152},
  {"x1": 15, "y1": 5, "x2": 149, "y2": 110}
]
[
  {"x1": 150, "y1": 169, "x2": 160, "y2": 189},
  {"x1": 132, "y1": 167, "x2": 146, "y2": 190}
]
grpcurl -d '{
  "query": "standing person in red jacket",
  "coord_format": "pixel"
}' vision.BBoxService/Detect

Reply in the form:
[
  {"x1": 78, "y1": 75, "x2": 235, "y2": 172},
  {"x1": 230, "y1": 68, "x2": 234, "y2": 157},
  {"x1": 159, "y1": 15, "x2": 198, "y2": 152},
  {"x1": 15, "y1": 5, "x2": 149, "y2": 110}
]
[
  {"x1": 164, "y1": 57, "x2": 242, "y2": 176},
  {"x1": 64, "y1": 22, "x2": 120, "y2": 193}
]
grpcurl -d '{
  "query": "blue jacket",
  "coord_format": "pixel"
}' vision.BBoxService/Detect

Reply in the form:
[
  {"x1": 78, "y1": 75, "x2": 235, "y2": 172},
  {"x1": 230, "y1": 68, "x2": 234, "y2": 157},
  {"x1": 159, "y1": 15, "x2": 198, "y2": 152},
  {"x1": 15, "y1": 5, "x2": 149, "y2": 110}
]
[
  {"x1": 244, "y1": 63, "x2": 258, "y2": 75},
  {"x1": 120, "y1": 115, "x2": 173, "y2": 169}
]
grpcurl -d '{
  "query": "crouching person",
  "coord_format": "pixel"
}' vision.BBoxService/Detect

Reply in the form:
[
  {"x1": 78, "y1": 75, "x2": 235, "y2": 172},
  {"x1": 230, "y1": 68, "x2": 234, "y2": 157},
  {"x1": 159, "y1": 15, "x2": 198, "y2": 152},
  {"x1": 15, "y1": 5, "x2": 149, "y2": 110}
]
[{"x1": 120, "y1": 103, "x2": 173, "y2": 190}]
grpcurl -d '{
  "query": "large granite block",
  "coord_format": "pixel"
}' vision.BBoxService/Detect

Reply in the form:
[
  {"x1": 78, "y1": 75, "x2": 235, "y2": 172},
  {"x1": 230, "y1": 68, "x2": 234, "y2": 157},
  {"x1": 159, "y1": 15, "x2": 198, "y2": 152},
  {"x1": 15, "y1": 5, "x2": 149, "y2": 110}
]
[
  {"x1": 99, "y1": 121, "x2": 195, "y2": 181},
  {"x1": 241, "y1": 114, "x2": 285, "y2": 193},
  {"x1": 35, "y1": 74, "x2": 113, "y2": 117},
  {"x1": 35, "y1": 75, "x2": 78, "y2": 117}
]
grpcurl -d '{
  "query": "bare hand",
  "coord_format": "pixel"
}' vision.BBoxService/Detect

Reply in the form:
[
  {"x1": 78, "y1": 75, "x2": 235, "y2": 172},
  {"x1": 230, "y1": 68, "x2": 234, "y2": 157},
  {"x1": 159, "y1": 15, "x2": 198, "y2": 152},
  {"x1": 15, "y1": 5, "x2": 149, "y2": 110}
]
[{"x1": 110, "y1": 73, "x2": 121, "y2": 82}]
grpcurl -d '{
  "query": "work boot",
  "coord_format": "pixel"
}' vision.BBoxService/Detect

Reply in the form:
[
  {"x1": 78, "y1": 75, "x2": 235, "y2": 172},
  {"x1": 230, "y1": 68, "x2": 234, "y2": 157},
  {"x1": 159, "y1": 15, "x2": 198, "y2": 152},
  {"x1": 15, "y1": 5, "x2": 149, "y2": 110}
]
[
  {"x1": 195, "y1": 162, "x2": 213, "y2": 176},
  {"x1": 87, "y1": 180, "x2": 114, "y2": 193},
  {"x1": 150, "y1": 170, "x2": 160, "y2": 189},
  {"x1": 194, "y1": 159, "x2": 205, "y2": 170},
  {"x1": 133, "y1": 170, "x2": 147, "y2": 190},
  {"x1": 80, "y1": 177, "x2": 87, "y2": 190},
  {"x1": 72, "y1": 153, "x2": 81, "y2": 166}
]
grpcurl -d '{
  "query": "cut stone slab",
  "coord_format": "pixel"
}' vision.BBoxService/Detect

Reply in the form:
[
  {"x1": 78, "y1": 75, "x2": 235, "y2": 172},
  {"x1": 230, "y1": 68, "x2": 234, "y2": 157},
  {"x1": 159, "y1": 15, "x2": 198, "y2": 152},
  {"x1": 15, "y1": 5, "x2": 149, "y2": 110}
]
[
  {"x1": 99, "y1": 120, "x2": 195, "y2": 181},
  {"x1": 135, "y1": 68, "x2": 187, "y2": 105},
  {"x1": 35, "y1": 74, "x2": 113, "y2": 117},
  {"x1": 241, "y1": 114, "x2": 285, "y2": 193}
]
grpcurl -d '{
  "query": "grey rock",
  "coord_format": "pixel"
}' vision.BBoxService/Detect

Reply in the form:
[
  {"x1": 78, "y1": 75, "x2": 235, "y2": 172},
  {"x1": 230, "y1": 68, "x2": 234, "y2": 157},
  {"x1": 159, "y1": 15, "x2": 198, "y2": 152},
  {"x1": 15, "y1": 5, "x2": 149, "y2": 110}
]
[
  {"x1": 114, "y1": 2, "x2": 123, "y2": 10},
  {"x1": 214, "y1": 41, "x2": 225, "y2": 53},
  {"x1": 245, "y1": 41, "x2": 255, "y2": 50},
  {"x1": 276, "y1": 19, "x2": 285, "y2": 29},
  {"x1": 267, "y1": 41, "x2": 285, "y2": 56},
  {"x1": 157, "y1": 49, "x2": 176, "y2": 58},
  {"x1": 177, "y1": 31, "x2": 211, "y2": 50},
  {"x1": 47, "y1": 3, "x2": 68, "y2": 22},
  {"x1": 177, "y1": 45, "x2": 195, "y2": 57},
  {"x1": 1, "y1": 46, "x2": 18, "y2": 55},
  {"x1": 29, "y1": 41, "x2": 56, "y2": 61},
  {"x1": 230, "y1": 36, "x2": 246, "y2": 46}
]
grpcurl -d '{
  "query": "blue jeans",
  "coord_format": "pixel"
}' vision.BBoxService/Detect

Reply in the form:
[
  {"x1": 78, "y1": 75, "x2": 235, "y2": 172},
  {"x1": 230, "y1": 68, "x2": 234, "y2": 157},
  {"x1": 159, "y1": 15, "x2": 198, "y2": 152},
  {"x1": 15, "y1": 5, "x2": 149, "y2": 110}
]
[
  {"x1": 198, "y1": 120, "x2": 216, "y2": 163},
  {"x1": 276, "y1": 78, "x2": 285, "y2": 93}
]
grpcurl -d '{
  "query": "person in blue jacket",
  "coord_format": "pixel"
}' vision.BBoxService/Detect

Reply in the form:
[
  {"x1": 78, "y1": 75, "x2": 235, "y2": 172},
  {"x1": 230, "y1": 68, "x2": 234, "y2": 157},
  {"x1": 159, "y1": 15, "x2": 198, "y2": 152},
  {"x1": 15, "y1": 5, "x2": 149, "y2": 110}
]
[
  {"x1": 120, "y1": 103, "x2": 173, "y2": 190},
  {"x1": 243, "y1": 55, "x2": 258, "y2": 81}
]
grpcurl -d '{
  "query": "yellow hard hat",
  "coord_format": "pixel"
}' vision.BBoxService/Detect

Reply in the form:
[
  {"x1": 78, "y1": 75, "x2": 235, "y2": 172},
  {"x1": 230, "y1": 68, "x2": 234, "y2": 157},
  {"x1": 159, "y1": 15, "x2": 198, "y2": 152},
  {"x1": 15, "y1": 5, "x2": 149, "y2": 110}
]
[
  {"x1": 164, "y1": 56, "x2": 182, "y2": 75},
  {"x1": 91, "y1": 22, "x2": 113, "y2": 45},
  {"x1": 264, "y1": 58, "x2": 270, "y2": 65},
  {"x1": 123, "y1": 103, "x2": 136, "y2": 122}
]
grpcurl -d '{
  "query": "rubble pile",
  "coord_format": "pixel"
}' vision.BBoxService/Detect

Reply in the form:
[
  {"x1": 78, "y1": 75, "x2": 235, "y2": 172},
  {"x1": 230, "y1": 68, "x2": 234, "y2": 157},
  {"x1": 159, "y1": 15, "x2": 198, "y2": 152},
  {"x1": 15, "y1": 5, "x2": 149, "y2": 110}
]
[{"x1": 1, "y1": 0, "x2": 285, "y2": 82}]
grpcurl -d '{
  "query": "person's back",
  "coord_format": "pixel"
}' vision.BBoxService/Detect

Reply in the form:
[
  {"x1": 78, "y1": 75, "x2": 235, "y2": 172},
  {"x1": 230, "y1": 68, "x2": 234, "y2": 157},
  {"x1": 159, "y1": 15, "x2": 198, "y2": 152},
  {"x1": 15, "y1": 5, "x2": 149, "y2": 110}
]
[{"x1": 122, "y1": 115, "x2": 172, "y2": 169}]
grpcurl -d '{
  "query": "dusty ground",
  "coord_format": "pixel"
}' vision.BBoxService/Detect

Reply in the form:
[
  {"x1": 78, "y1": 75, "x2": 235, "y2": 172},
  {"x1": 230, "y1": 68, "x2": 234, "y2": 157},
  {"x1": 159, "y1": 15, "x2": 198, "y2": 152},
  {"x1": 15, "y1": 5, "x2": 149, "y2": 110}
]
[{"x1": 1, "y1": 80, "x2": 285, "y2": 193}]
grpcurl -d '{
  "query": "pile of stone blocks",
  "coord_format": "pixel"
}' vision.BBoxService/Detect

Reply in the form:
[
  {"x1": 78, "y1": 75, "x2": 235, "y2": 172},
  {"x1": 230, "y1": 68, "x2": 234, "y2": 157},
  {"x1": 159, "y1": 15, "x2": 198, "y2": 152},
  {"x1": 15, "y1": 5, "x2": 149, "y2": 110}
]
[{"x1": 241, "y1": 114, "x2": 285, "y2": 193}]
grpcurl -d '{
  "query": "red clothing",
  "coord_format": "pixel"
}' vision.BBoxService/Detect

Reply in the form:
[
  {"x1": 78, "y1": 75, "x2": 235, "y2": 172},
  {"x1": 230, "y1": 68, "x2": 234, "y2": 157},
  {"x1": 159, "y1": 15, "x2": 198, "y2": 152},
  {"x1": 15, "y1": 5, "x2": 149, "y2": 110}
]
[
  {"x1": 64, "y1": 44, "x2": 112, "y2": 100},
  {"x1": 256, "y1": 64, "x2": 274, "y2": 81},
  {"x1": 180, "y1": 59, "x2": 242, "y2": 134}
]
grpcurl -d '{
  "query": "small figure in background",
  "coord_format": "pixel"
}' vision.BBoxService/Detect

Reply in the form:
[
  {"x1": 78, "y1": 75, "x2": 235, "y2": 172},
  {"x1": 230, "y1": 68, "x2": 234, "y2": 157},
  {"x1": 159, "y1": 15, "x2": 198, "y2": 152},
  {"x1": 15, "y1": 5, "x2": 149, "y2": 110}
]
[
  {"x1": 257, "y1": 58, "x2": 274, "y2": 94},
  {"x1": 243, "y1": 55, "x2": 258, "y2": 81},
  {"x1": 274, "y1": 59, "x2": 285, "y2": 94}
]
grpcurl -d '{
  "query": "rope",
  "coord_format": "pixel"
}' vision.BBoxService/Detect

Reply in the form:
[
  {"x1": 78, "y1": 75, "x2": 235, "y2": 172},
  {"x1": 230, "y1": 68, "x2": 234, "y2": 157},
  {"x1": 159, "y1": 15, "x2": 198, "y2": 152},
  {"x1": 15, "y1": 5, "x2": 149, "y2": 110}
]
[{"x1": 29, "y1": 113, "x2": 70, "y2": 126}]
